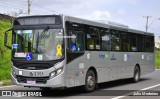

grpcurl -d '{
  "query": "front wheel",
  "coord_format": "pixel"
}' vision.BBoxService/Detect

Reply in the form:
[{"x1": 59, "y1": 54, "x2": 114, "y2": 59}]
[
  {"x1": 84, "y1": 70, "x2": 96, "y2": 92},
  {"x1": 133, "y1": 66, "x2": 140, "y2": 83}
]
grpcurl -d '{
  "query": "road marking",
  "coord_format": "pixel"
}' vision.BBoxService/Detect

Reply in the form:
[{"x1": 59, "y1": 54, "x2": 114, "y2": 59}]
[
  {"x1": 141, "y1": 84, "x2": 160, "y2": 90},
  {"x1": 111, "y1": 83, "x2": 160, "y2": 99},
  {"x1": 0, "y1": 85, "x2": 16, "y2": 89}
]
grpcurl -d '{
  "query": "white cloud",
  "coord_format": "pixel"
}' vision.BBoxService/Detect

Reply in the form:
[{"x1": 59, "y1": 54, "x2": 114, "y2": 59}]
[
  {"x1": 77, "y1": 10, "x2": 112, "y2": 21},
  {"x1": 116, "y1": 9, "x2": 126, "y2": 16},
  {"x1": 92, "y1": 10, "x2": 111, "y2": 20}
]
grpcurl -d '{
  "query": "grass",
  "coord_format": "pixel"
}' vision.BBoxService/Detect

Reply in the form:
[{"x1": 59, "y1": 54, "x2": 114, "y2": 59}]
[
  {"x1": 1, "y1": 80, "x2": 12, "y2": 86},
  {"x1": 155, "y1": 50, "x2": 160, "y2": 69},
  {"x1": 0, "y1": 20, "x2": 12, "y2": 81}
]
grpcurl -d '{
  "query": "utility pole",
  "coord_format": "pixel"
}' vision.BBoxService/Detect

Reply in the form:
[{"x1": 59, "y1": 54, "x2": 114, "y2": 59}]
[
  {"x1": 143, "y1": 16, "x2": 152, "y2": 32},
  {"x1": 28, "y1": 0, "x2": 34, "y2": 15},
  {"x1": 28, "y1": 0, "x2": 31, "y2": 15}
]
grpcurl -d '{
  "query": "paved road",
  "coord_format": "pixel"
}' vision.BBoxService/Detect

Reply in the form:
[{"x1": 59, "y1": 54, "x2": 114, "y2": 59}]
[{"x1": 0, "y1": 69, "x2": 160, "y2": 99}]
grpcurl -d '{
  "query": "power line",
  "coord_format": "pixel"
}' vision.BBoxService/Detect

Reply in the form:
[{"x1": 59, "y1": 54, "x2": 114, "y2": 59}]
[
  {"x1": 0, "y1": 0, "x2": 59, "y2": 15},
  {"x1": 0, "y1": 3, "x2": 40, "y2": 15},
  {"x1": 32, "y1": 2, "x2": 58, "y2": 13},
  {"x1": 0, "y1": 3, "x2": 23, "y2": 10},
  {"x1": 27, "y1": 0, "x2": 58, "y2": 15}
]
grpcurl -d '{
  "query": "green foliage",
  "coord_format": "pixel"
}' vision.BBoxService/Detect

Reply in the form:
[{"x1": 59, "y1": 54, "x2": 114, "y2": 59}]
[
  {"x1": 0, "y1": 20, "x2": 12, "y2": 80},
  {"x1": 155, "y1": 50, "x2": 160, "y2": 69},
  {"x1": 1, "y1": 80, "x2": 12, "y2": 86}
]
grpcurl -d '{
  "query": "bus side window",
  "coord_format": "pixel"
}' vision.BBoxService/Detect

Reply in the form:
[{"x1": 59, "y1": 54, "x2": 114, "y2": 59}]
[
  {"x1": 68, "y1": 31, "x2": 84, "y2": 52},
  {"x1": 144, "y1": 35, "x2": 153, "y2": 52},
  {"x1": 130, "y1": 33, "x2": 138, "y2": 51},
  {"x1": 121, "y1": 32, "x2": 130, "y2": 51},
  {"x1": 137, "y1": 34, "x2": 143, "y2": 52},
  {"x1": 111, "y1": 30, "x2": 120, "y2": 51},
  {"x1": 100, "y1": 28, "x2": 111, "y2": 50},
  {"x1": 87, "y1": 27, "x2": 100, "y2": 50}
]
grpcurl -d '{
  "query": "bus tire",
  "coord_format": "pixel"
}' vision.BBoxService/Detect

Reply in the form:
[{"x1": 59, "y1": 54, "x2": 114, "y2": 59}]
[
  {"x1": 133, "y1": 66, "x2": 140, "y2": 83},
  {"x1": 84, "y1": 70, "x2": 96, "y2": 92}
]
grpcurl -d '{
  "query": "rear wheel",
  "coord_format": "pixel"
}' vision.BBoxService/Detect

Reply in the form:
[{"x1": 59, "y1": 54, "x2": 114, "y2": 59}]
[
  {"x1": 84, "y1": 70, "x2": 96, "y2": 92},
  {"x1": 133, "y1": 66, "x2": 140, "y2": 83}
]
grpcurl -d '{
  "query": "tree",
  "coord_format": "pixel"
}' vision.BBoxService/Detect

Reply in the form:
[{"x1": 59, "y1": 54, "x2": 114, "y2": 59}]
[{"x1": 6, "y1": 10, "x2": 25, "y2": 25}]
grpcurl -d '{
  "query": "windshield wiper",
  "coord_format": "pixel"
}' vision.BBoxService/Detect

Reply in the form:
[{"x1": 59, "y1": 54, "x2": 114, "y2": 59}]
[
  {"x1": 36, "y1": 26, "x2": 50, "y2": 53},
  {"x1": 39, "y1": 26, "x2": 50, "y2": 39}
]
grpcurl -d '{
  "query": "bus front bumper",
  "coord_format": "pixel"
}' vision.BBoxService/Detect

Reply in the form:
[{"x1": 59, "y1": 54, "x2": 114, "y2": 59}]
[{"x1": 11, "y1": 72, "x2": 66, "y2": 88}]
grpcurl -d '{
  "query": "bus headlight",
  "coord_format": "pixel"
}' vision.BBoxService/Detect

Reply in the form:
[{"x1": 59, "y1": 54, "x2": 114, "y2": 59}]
[{"x1": 50, "y1": 67, "x2": 63, "y2": 79}]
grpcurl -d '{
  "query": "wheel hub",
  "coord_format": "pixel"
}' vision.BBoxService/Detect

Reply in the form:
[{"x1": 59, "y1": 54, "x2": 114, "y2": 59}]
[{"x1": 87, "y1": 76, "x2": 94, "y2": 87}]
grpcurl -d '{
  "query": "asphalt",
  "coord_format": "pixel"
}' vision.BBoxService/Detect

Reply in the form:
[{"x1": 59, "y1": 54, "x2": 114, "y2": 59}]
[{"x1": 0, "y1": 69, "x2": 160, "y2": 99}]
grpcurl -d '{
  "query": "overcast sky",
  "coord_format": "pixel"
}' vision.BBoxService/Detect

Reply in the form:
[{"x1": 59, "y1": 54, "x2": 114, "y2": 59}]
[{"x1": 0, "y1": 0, "x2": 160, "y2": 38}]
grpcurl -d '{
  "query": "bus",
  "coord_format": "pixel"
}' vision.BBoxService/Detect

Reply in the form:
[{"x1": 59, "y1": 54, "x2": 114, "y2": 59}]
[{"x1": 4, "y1": 14, "x2": 155, "y2": 92}]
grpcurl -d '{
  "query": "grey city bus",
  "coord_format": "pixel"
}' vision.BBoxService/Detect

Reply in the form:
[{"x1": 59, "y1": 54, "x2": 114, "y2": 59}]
[{"x1": 4, "y1": 14, "x2": 155, "y2": 92}]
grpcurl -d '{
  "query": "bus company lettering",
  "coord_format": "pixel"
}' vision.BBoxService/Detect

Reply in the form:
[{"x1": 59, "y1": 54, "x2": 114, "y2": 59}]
[
  {"x1": 111, "y1": 53, "x2": 116, "y2": 60},
  {"x1": 99, "y1": 54, "x2": 109, "y2": 59}
]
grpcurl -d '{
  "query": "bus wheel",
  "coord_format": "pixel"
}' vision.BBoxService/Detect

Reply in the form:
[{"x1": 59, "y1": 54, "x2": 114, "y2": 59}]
[
  {"x1": 133, "y1": 66, "x2": 140, "y2": 83},
  {"x1": 84, "y1": 70, "x2": 96, "y2": 92}
]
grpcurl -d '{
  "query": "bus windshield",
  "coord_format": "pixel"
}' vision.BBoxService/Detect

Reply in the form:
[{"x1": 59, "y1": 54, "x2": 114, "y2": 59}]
[{"x1": 12, "y1": 29, "x2": 64, "y2": 61}]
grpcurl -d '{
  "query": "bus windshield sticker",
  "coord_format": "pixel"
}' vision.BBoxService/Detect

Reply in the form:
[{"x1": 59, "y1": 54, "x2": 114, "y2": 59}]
[
  {"x1": 26, "y1": 53, "x2": 32, "y2": 60},
  {"x1": 56, "y1": 44, "x2": 62, "y2": 56},
  {"x1": 38, "y1": 55, "x2": 43, "y2": 60},
  {"x1": 12, "y1": 44, "x2": 18, "y2": 49},
  {"x1": 15, "y1": 52, "x2": 27, "y2": 57}
]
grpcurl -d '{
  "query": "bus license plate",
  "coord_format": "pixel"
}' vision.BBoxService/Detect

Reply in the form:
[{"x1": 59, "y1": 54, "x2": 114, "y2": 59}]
[{"x1": 27, "y1": 80, "x2": 36, "y2": 84}]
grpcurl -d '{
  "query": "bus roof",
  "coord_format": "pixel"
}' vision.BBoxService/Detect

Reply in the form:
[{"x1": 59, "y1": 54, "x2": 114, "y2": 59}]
[
  {"x1": 64, "y1": 15, "x2": 154, "y2": 36},
  {"x1": 15, "y1": 14, "x2": 154, "y2": 36}
]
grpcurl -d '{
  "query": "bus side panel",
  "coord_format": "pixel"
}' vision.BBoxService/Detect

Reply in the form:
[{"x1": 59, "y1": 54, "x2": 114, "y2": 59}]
[
  {"x1": 84, "y1": 51, "x2": 111, "y2": 83},
  {"x1": 66, "y1": 52, "x2": 87, "y2": 87},
  {"x1": 66, "y1": 51, "x2": 111, "y2": 87},
  {"x1": 125, "y1": 52, "x2": 140, "y2": 78},
  {"x1": 110, "y1": 52, "x2": 121, "y2": 80},
  {"x1": 140, "y1": 52, "x2": 155, "y2": 75}
]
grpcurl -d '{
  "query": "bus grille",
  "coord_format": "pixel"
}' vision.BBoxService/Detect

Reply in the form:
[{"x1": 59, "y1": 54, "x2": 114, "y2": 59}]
[
  {"x1": 14, "y1": 63, "x2": 51, "y2": 70},
  {"x1": 16, "y1": 76, "x2": 49, "y2": 84}
]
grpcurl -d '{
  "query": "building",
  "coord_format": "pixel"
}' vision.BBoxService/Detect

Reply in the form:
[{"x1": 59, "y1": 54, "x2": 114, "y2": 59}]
[{"x1": 155, "y1": 38, "x2": 160, "y2": 49}]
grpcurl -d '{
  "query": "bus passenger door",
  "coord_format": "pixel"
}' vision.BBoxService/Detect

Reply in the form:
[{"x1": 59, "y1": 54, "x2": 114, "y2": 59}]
[{"x1": 66, "y1": 30, "x2": 85, "y2": 87}]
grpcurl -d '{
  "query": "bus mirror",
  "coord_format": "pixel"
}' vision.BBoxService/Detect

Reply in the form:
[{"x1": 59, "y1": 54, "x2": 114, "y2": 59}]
[{"x1": 4, "y1": 28, "x2": 12, "y2": 49}]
